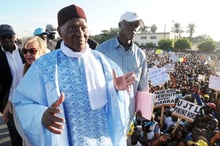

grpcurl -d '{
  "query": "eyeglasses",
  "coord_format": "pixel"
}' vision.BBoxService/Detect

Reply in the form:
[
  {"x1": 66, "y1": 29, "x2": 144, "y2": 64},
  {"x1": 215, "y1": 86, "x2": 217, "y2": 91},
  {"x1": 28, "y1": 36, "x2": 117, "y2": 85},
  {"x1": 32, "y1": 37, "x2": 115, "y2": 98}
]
[
  {"x1": 123, "y1": 21, "x2": 140, "y2": 29},
  {"x1": 22, "y1": 48, "x2": 38, "y2": 55}
]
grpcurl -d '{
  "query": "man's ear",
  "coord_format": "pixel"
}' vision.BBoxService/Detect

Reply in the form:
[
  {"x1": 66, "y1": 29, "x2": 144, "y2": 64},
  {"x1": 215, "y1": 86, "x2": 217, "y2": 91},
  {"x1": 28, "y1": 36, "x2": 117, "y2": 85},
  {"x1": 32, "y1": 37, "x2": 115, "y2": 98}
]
[{"x1": 57, "y1": 27, "x2": 63, "y2": 38}]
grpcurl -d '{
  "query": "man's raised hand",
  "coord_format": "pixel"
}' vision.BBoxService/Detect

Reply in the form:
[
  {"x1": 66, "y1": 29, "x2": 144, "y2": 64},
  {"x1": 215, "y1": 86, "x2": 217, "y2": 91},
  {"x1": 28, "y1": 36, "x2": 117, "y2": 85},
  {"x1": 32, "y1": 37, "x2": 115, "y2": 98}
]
[
  {"x1": 42, "y1": 93, "x2": 65, "y2": 134},
  {"x1": 113, "y1": 70, "x2": 135, "y2": 91}
]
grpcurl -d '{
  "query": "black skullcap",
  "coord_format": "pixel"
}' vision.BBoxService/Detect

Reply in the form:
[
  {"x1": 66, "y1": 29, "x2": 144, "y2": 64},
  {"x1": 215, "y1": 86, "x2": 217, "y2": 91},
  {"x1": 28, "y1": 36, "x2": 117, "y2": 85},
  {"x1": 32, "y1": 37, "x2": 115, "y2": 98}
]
[{"x1": 57, "y1": 4, "x2": 87, "y2": 27}]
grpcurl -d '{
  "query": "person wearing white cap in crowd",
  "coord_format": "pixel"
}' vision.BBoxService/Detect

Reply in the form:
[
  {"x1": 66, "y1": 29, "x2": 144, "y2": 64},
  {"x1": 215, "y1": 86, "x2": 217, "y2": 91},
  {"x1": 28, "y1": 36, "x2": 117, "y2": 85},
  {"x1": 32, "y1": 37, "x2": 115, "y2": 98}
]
[
  {"x1": 45, "y1": 24, "x2": 57, "y2": 51},
  {"x1": 96, "y1": 11, "x2": 148, "y2": 145},
  {"x1": 33, "y1": 27, "x2": 51, "y2": 53},
  {"x1": 12, "y1": 4, "x2": 135, "y2": 146}
]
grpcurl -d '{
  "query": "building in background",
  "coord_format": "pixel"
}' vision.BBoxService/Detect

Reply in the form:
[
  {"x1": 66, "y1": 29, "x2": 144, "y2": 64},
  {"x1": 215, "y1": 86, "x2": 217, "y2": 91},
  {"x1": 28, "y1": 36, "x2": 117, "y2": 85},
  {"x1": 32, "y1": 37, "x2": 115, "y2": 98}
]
[{"x1": 133, "y1": 32, "x2": 178, "y2": 48}]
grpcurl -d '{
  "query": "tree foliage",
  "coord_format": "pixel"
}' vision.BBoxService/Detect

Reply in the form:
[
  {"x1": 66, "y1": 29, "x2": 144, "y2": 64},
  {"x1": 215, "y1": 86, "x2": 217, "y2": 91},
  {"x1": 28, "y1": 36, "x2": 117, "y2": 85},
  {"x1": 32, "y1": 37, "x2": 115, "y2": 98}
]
[
  {"x1": 174, "y1": 38, "x2": 191, "y2": 51},
  {"x1": 171, "y1": 22, "x2": 184, "y2": 38},
  {"x1": 138, "y1": 24, "x2": 157, "y2": 33},
  {"x1": 146, "y1": 42, "x2": 157, "y2": 49},
  {"x1": 150, "y1": 24, "x2": 157, "y2": 33},
  {"x1": 158, "y1": 39, "x2": 173, "y2": 50},
  {"x1": 90, "y1": 27, "x2": 118, "y2": 44},
  {"x1": 198, "y1": 39, "x2": 217, "y2": 52},
  {"x1": 186, "y1": 23, "x2": 196, "y2": 40},
  {"x1": 191, "y1": 34, "x2": 212, "y2": 43}
]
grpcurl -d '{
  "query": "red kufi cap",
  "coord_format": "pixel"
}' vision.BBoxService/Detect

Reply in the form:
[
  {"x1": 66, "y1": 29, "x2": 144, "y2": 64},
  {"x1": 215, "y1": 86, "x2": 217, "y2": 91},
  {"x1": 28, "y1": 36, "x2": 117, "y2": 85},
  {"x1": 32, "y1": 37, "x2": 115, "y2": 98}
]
[{"x1": 57, "y1": 4, "x2": 87, "y2": 27}]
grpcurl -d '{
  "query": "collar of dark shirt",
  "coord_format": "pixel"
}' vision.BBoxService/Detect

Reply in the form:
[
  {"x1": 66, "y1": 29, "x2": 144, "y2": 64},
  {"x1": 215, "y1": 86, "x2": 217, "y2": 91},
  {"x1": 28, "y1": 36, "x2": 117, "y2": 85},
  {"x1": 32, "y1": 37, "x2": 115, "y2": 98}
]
[{"x1": 115, "y1": 37, "x2": 134, "y2": 54}]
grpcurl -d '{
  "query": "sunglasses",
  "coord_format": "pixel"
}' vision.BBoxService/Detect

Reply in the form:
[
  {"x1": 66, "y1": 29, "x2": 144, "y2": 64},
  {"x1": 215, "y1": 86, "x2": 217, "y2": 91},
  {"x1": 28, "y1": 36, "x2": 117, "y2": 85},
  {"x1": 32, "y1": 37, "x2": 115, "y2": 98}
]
[
  {"x1": 123, "y1": 21, "x2": 140, "y2": 28},
  {"x1": 22, "y1": 48, "x2": 38, "y2": 55}
]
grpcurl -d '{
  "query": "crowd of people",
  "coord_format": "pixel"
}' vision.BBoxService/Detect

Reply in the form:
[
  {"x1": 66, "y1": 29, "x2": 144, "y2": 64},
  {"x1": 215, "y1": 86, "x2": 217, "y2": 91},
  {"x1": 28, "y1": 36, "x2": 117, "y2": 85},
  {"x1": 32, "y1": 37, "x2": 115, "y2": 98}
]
[
  {"x1": 0, "y1": 3, "x2": 220, "y2": 146},
  {"x1": 129, "y1": 51, "x2": 220, "y2": 146}
]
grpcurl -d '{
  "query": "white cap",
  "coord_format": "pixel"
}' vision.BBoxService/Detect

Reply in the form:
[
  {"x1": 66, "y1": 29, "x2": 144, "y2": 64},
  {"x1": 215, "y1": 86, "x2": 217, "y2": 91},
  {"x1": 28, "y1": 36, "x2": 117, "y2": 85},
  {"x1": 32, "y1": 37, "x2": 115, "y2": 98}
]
[
  {"x1": 119, "y1": 11, "x2": 144, "y2": 27},
  {"x1": 46, "y1": 24, "x2": 57, "y2": 33}
]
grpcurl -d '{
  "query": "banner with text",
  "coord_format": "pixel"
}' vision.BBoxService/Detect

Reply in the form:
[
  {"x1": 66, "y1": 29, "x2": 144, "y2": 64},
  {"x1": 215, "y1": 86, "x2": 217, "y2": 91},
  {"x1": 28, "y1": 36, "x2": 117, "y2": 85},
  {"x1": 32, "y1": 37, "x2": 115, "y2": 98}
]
[
  {"x1": 172, "y1": 99, "x2": 202, "y2": 122},
  {"x1": 148, "y1": 67, "x2": 170, "y2": 87},
  {"x1": 154, "y1": 89, "x2": 176, "y2": 108},
  {"x1": 209, "y1": 75, "x2": 220, "y2": 91}
]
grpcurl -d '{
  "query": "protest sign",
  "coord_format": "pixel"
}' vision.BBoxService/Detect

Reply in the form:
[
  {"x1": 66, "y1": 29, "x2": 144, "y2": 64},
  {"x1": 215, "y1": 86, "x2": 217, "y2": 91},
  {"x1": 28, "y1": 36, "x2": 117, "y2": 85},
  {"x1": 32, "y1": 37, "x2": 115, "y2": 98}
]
[
  {"x1": 209, "y1": 75, "x2": 220, "y2": 91},
  {"x1": 154, "y1": 89, "x2": 176, "y2": 108},
  {"x1": 148, "y1": 67, "x2": 170, "y2": 86},
  {"x1": 135, "y1": 91, "x2": 155, "y2": 120},
  {"x1": 172, "y1": 99, "x2": 202, "y2": 122}
]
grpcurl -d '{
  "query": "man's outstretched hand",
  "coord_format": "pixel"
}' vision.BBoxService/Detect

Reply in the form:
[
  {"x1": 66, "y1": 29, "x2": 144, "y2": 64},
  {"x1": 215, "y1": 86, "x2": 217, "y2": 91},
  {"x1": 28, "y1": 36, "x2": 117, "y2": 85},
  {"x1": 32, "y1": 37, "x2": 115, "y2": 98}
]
[
  {"x1": 42, "y1": 93, "x2": 65, "y2": 134},
  {"x1": 113, "y1": 70, "x2": 135, "y2": 91}
]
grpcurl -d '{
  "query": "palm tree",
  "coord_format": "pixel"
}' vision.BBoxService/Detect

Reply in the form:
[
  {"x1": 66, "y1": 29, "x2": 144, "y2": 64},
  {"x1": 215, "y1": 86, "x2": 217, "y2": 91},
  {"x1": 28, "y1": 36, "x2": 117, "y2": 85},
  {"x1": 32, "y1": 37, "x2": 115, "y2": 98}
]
[
  {"x1": 187, "y1": 23, "x2": 196, "y2": 40},
  {"x1": 138, "y1": 25, "x2": 148, "y2": 33},
  {"x1": 171, "y1": 22, "x2": 184, "y2": 38},
  {"x1": 151, "y1": 24, "x2": 157, "y2": 33}
]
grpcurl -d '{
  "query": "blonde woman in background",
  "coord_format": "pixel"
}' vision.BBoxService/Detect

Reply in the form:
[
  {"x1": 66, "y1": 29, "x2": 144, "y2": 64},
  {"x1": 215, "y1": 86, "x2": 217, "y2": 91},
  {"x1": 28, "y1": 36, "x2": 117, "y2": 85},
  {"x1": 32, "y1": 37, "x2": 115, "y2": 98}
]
[
  {"x1": 21, "y1": 36, "x2": 47, "y2": 75},
  {"x1": 13, "y1": 36, "x2": 48, "y2": 146}
]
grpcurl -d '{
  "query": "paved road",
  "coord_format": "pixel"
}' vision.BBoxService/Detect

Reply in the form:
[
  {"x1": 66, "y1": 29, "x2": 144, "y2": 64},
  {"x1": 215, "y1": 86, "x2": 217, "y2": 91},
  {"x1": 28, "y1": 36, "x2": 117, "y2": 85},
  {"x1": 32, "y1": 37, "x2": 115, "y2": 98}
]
[{"x1": 0, "y1": 113, "x2": 11, "y2": 146}]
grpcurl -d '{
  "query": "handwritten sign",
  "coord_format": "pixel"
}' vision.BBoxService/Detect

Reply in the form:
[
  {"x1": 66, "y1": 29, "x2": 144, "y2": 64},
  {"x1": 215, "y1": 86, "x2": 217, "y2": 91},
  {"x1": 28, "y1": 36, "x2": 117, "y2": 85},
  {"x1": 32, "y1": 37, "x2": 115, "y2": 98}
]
[
  {"x1": 172, "y1": 99, "x2": 202, "y2": 122},
  {"x1": 163, "y1": 63, "x2": 175, "y2": 72},
  {"x1": 149, "y1": 67, "x2": 170, "y2": 86},
  {"x1": 154, "y1": 89, "x2": 176, "y2": 108},
  {"x1": 209, "y1": 75, "x2": 220, "y2": 90}
]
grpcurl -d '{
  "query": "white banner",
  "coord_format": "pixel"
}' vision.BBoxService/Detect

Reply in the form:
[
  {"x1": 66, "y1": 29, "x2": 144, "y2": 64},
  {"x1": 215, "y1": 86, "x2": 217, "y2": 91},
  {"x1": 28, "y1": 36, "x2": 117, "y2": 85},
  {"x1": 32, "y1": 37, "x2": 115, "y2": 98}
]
[
  {"x1": 172, "y1": 99, "x2": 202, "y2": 122},
  {"x1": 154, "y1": 89, "x2": 176, "y2": 108},
  {"x1": 209, "y1": 75, "x2": 220, "y2": 91},
  {"x1": 149, "y1": 67, "x2": 170, "y2": 86}
]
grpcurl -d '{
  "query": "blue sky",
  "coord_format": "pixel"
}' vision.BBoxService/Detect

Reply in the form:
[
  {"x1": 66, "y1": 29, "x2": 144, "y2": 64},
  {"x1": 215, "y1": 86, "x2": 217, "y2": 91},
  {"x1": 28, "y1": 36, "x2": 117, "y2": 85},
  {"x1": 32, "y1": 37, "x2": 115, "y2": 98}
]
[{"x1": 1, "y1": 0, "x2": 220, "y2": 41}]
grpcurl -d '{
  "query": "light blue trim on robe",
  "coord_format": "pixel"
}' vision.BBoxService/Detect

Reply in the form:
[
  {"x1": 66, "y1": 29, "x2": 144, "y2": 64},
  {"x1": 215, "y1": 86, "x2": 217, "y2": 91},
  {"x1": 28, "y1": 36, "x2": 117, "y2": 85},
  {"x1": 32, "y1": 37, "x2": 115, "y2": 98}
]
[
  {"x1": 12, "y1": 49, "x2": 130, "y2": 146},
  {"x1": 94, "y1": 51, "x2": 130, "y2": 145}
]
